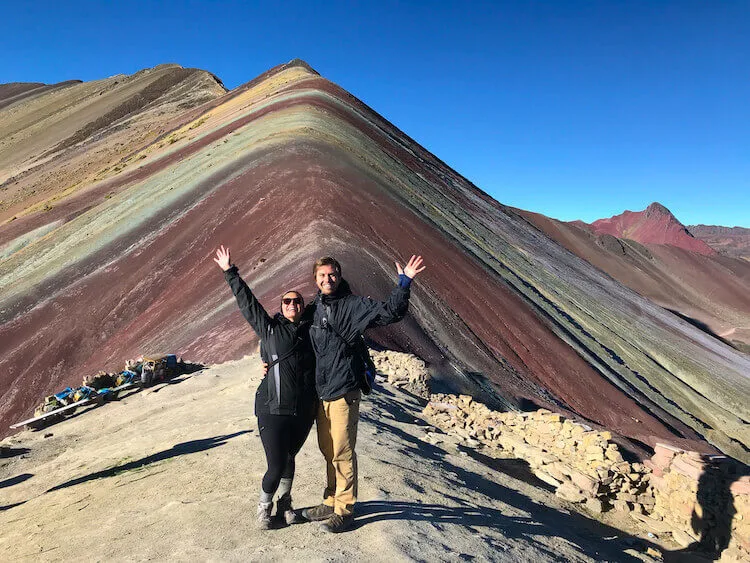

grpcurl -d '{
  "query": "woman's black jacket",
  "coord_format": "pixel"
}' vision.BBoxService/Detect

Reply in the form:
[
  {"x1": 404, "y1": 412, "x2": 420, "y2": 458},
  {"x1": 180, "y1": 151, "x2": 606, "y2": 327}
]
[{"x1": 224, "y1": 266, "x2": 317, "y2": 417}]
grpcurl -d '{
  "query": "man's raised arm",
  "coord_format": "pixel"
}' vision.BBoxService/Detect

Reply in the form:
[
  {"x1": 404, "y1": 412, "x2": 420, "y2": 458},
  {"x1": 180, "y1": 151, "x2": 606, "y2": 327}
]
[{"x1": 362, "y1": 255, "x2": 426, "y2": 330}]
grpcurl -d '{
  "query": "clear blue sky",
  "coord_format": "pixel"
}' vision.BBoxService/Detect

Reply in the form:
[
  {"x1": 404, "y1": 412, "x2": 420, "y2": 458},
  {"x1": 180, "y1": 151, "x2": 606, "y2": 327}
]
[{"x1": 3, "y1": 1, "x2": 748, "y2": 227}]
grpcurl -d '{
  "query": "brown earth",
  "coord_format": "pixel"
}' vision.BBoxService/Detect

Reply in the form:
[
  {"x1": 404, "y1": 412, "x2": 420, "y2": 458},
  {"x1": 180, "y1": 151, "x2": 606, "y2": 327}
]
[
  {"x1": 518, "y1": 209, "x2": 750, "y2": 352},
  {"x1": 689, "y1": 224, "x2": 750, "y2": 262},
  {"x1": 0, "y1": 64, "x2": 226, "y2": 222}
]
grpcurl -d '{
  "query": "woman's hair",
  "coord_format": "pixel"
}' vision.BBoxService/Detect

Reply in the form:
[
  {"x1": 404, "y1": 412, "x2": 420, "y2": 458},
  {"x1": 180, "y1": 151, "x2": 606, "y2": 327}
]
[{"x1": 313, "y1": 256, "x2": 342, "y2": 278}]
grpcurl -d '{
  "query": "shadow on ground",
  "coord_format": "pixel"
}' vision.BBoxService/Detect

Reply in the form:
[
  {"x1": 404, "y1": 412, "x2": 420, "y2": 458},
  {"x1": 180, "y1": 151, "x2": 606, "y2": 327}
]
[
  {"x1": 0, "y1": 446, "x2": 30, "y2": 458},
  {"x1": 148, "y1": 362, "x2": 206, "y2": 394},
  {"x1": 361, "y1": 389, "x2": 687, "y2": 562},
  {"x1": 373, "y1": 382, "x2": 747, "y2": 561},
  {"x1": 0, "y1": 501, "x2": 27, "y2": 511},
  {"x1": 666, "y1": 309, "x2": 736, "y2": 349},
  {"x1": 46, "y1": 430, "x2": 250, "y2": 493},
  {"x1": 0, "y1": 472, "x2": 33, "y2": 489}
]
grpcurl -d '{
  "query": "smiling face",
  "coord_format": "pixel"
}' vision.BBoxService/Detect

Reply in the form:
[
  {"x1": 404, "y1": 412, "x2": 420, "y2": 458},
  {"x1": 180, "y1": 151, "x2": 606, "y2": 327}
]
[
  {"x1": 280, "y1": 291, "x2": 303, "y2": 322},
  {"x1": 315, "y1": 264, "x2": 340, "y2": 295}
]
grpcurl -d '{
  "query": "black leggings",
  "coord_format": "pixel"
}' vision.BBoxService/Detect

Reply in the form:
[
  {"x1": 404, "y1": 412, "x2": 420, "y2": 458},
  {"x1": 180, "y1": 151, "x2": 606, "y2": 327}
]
[{"x1": 258, "y1": 413, "x2": 314, "y2": 495}]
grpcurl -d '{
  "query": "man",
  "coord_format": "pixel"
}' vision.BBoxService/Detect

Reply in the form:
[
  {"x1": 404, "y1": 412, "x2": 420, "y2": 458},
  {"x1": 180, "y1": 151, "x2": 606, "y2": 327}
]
[{"x1": 302, "y1": 255, "x2": 426, "y2": 532}]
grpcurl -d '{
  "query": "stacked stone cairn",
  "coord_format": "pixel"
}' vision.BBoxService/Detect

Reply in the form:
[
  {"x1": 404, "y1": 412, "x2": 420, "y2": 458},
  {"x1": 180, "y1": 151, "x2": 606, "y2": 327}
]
[
  {"x1": 423, "y1": 394, "x2": 750, "y2": 561},
  {"x1": 370, "y1": 350, "x2": 430, "y2": 399}
]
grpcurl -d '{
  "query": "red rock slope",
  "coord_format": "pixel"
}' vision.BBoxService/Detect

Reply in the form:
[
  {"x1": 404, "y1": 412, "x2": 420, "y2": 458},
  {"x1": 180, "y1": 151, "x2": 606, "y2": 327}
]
[
  {"x1": 1, "y1": 61, "x2": 748, "y2": 462},
  {"x1": 588, "y1": 202, "x2": 715, "y2": 255}
]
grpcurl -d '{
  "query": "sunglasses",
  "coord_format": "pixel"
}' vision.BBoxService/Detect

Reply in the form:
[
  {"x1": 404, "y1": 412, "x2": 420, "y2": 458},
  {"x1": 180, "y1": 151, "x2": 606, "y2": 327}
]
[{"x1": 282, "y1": 297, "x2": 303, "y2": 305}]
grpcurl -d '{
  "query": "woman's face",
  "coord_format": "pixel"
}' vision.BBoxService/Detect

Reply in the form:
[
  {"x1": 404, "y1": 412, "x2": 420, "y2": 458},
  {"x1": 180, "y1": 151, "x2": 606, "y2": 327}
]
[{"x1": 281, "y1": 291, "x2": 303, "y2": 322}]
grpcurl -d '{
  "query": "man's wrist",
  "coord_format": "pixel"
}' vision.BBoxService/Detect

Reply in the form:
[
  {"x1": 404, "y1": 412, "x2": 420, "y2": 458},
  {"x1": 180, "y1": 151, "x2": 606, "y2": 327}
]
[{"x1": 398, "y1": 273, "x2": 412, "y2": 289}]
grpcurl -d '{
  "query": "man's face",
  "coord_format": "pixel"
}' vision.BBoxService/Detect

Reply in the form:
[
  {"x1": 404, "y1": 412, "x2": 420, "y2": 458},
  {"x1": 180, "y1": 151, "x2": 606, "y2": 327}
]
[{"x1": 315, "y1": 264, "x2": 340, "y2": 295}]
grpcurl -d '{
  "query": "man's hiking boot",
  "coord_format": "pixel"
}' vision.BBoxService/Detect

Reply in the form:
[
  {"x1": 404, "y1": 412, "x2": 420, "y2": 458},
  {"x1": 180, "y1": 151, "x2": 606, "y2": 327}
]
[
  {"x1": 320, "y1": 512, "x2": 354, "y2": 533},
  {"x1": 276, "y1": 494, "x2": 300, "y2": 525},
  {"x1": 256, "y1": 501, "x2": 273, "y2": 530},
  {"x1": 301, "y1": 503, "x2": 334, "y2": 522}
]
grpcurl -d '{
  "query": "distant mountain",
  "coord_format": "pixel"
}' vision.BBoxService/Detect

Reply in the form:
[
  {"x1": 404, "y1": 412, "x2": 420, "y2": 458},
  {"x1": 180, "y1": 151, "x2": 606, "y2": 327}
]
[
  {"x1": 0, "y1": 81, "x2": 83, "y2": 111},
  {"x1": 0, "y1": 64, "x2": 226, "y2": 223},
  {"x1": 525, "y1": 204, "x2": 750, "y2": 351},
  {"x1": 689, "y1": 224, "x2": 750, "y2": 262},
  {"x1": 587, "y1": 202, "x2": 715, "y2": 255}
]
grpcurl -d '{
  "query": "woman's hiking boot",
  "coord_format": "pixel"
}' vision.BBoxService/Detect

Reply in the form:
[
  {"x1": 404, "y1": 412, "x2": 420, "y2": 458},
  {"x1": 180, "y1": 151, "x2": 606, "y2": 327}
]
[
  {"x1": 276, "y1": 493, "x2": 300, "y2": 525},
  {"x1": 320, "y1": 512, "x2": 354, "y2": 533},
  {"x1": 256, "y1": 501, "x2": 273, "y2": 530},
  {"x1": 301, "y1": 503, "x2": 334, "y2": 522}
]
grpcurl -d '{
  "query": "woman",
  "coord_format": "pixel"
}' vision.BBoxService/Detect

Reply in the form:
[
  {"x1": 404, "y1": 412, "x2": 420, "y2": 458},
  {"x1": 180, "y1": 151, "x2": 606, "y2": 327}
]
[{"x1": 214, "y1": 245, "x2": 317, "y2": 529}]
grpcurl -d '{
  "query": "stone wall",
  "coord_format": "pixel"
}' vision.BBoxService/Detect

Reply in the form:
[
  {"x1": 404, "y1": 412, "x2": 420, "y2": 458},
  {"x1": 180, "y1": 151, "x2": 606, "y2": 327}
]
[
  {"x1": 423, "y1": 394, "x2": 749, "y2": 561},
  {"x1": 645, "y1": 444, "x2": 750, "y2": 560}
]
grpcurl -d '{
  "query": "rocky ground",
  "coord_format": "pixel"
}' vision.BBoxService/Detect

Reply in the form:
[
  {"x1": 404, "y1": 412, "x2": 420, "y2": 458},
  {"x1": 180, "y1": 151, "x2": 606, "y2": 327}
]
[{"x1": 0, "y1": 355, "x2": 702, "y2": 562}]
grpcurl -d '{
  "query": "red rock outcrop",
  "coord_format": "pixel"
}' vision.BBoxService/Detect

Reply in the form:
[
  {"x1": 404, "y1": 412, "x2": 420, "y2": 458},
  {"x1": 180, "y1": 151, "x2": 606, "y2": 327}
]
[{"x1": 588, "y1": 202, "x2": 715, "y2": 255}]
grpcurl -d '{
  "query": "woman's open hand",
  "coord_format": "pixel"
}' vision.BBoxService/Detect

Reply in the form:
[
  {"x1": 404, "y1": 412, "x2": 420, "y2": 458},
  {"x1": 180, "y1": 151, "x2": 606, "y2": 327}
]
[{"x1": 214, "y1": 245, "x2": 232, "y2": 271}]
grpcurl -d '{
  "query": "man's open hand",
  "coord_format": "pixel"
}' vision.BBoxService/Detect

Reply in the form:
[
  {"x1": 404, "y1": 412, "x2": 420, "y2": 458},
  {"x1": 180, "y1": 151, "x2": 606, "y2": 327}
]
[
  {"x1": 396, "y1": 255, "x2": 426, "y2": 279},
  {"x1": 214, "y1": 245, "x2": 231, "y2": 271}
]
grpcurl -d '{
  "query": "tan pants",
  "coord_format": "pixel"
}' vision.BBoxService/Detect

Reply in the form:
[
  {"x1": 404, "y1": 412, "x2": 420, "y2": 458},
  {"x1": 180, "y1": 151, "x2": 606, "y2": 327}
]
[{"x1": 316, "y1": 389, "x2": 361, "y2": 516}]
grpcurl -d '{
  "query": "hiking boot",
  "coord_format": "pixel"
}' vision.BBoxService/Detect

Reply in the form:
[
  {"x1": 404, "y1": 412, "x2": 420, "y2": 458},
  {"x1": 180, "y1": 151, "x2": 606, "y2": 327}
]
[
  {"x1": 276, "y1": 494, "x2": 301, "y2": 525},
  {"x1": 256, "y1": 501, "x2": 273, "y2": 530},
  {"x1": 320, "y1": 512, "x2": 354, "y2": 533},
  {"x1": 301, "y1": 503, "x2": 334, "y2": 522}
]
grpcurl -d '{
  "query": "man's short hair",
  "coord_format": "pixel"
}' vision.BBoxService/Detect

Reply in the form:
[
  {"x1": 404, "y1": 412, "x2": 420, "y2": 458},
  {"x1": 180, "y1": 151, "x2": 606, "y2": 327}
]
[{"x1": 313, "y1": 256, "x2": 342, "y2": 278}]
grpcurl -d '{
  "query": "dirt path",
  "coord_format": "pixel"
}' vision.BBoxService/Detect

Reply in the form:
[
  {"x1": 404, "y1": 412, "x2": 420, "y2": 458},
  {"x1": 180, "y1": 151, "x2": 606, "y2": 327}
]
[{"x1": 1, "y1": 356, "x2": 666, "y2": 562}]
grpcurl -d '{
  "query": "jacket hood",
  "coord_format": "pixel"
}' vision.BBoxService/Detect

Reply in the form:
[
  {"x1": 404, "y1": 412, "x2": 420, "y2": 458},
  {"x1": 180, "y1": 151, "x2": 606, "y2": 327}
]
[
  {"x1": 273, "y1": 311, "x2": 308, "y2": 326},
  {"x1": 273, "y1": 312, "x2": 292, "y2": 324}
]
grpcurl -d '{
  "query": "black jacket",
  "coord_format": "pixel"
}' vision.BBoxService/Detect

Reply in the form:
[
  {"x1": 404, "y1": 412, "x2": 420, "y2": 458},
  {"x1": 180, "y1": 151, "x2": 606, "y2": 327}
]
[
  {"x1": 225, "y1": 266, "x2": 317, "y2": 417},
  {"x1": 310, "y1": 279, "x2": 410, "y2": 401}
]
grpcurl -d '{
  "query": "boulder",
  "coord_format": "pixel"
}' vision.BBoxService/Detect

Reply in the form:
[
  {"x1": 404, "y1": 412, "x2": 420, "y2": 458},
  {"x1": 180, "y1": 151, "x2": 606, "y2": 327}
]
[{"x1": 556, "y1": 482, "x2": 586, "y2": 503}]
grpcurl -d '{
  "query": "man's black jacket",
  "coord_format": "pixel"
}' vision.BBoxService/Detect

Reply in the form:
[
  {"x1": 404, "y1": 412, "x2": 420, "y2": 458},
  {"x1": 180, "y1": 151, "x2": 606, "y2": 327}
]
[
  {"x1": 224, "y1": 266, "x2": 317, "y2": 417},
  {"x1": 310, "y1": 279, "x2": 410, "y2": 401}
]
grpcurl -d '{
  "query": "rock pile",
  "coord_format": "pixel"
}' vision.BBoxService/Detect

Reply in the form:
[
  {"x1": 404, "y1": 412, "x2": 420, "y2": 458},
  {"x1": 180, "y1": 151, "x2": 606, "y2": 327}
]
[
  {"x1": 370, "y1": 350, "x2": 430, "y2": 398},
  {"x1": 423, "y1": 394, "x2": 649, "y2": 514},
  {"x1": 423, "y1": 394, "x2": 750, "y2": 561}
]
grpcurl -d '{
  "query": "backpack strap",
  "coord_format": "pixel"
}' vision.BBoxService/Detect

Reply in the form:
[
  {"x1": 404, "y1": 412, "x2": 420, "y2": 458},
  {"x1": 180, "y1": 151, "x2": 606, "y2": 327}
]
[
  {"x1": 323, "y1": 304, "x2": 354, "y2": 346},
  {"x1": 322, "y1": 304, "x2": 374, "y2": 395},
  {"x1": 264, "y1": 337, "x2": 302, "y2": 371}
]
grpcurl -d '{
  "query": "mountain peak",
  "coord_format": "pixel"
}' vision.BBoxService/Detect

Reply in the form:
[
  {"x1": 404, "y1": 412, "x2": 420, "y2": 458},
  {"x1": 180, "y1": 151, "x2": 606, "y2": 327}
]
[
  {"x1": 285, "y1": 58, "x2": 319, "y2": 74},
  {"x1": 645, "y1": 202, "x2": 674, "y2": 218},
  {"x1": 587, "y1": 204, "x2": 715, "y2": 255}
]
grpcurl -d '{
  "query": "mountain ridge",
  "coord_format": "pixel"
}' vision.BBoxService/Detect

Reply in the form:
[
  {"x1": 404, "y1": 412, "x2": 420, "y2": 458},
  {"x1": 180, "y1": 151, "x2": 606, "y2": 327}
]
[{"x1": 688, "y1": 224, "x2": 750, "y2": 262}]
